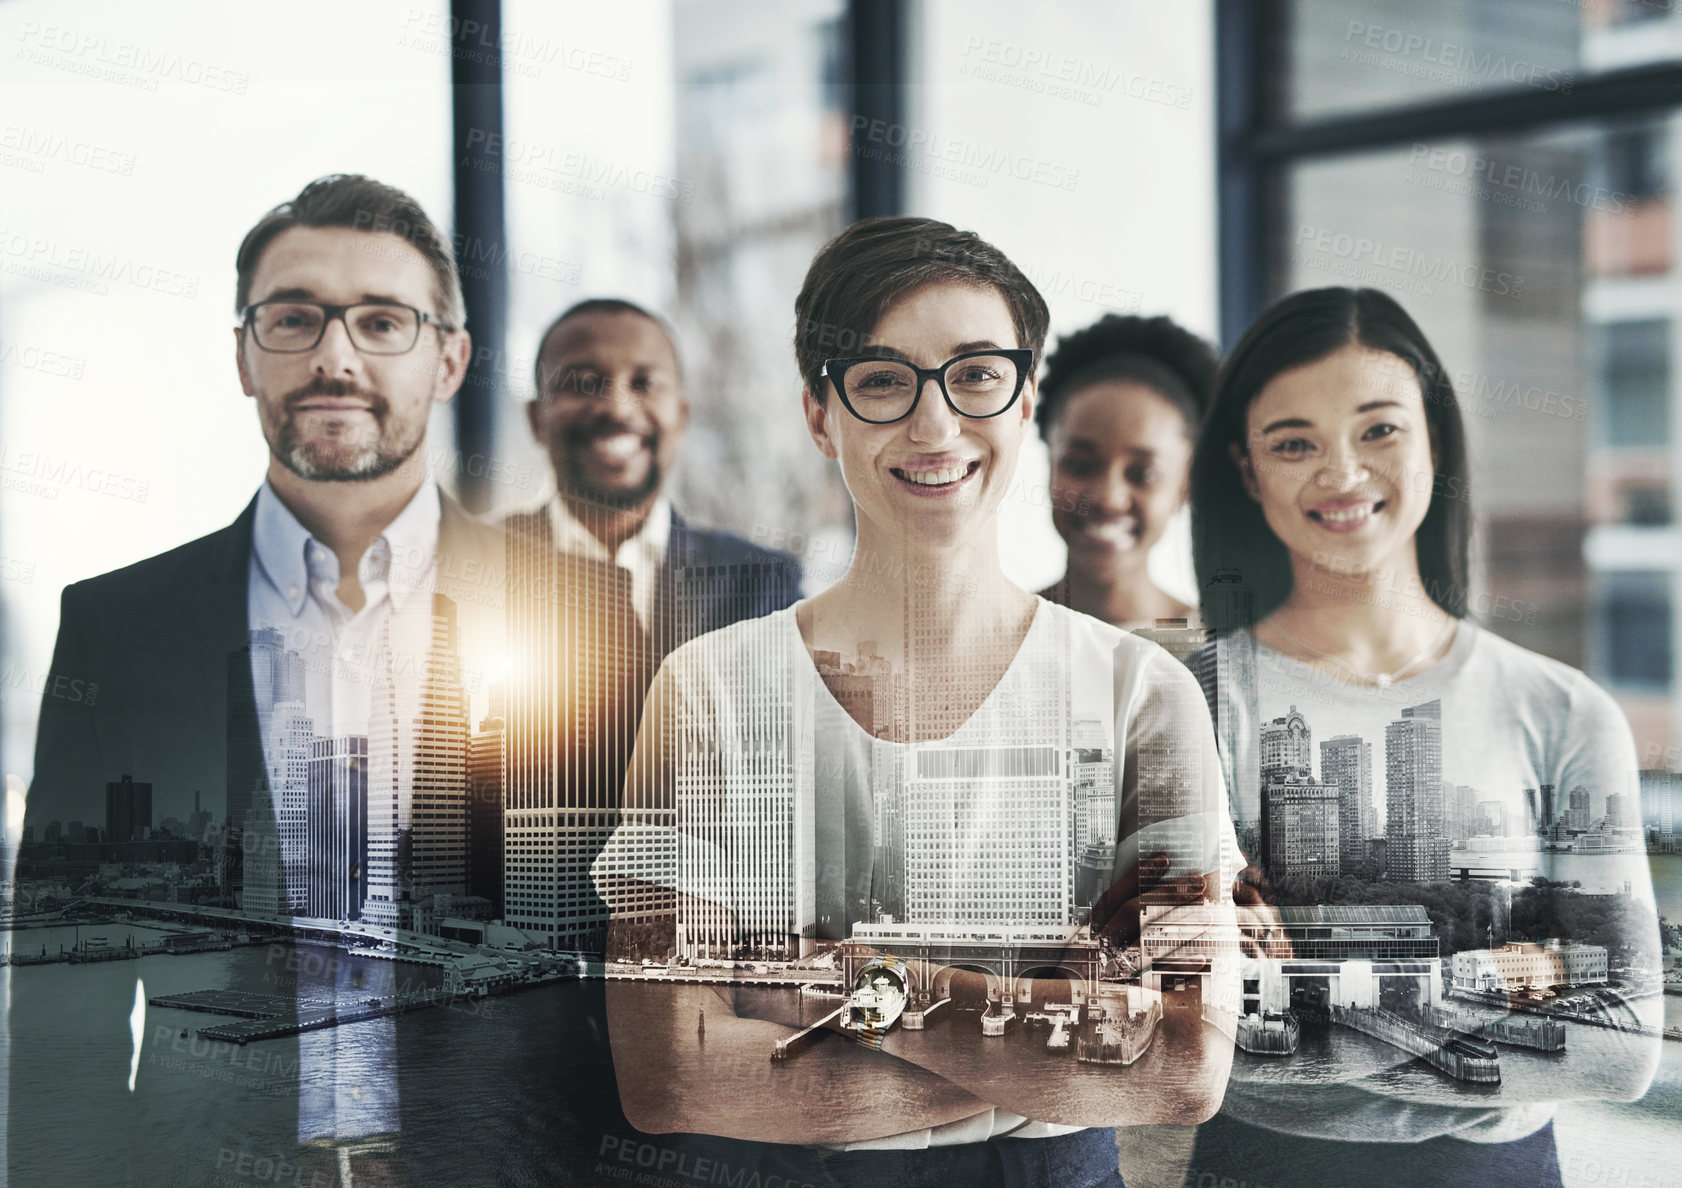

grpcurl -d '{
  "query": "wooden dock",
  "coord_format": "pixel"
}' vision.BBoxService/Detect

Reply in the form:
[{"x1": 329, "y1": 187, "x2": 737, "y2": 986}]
[
  {"x1": 67, "y1": 948, "x2": 142, "y2": 964},
  {"x1": 1422, "y1": 1004, "x2": 1566, "y2": 1052},
  {"x1": 1331, "y1": 1005, "x2": 1500, "y2": 1084},
  {"x1": 149, "y1": 988, "x2": 448, "y2": 1044},
  {"x1": 1448, "y1": 985, "x2": 1648, "y2": 1034},
  {"x1": 1077, "y1": 1000, "x2": 1160, "y2": 1065},
  {"x1": 149, "y1": 990, "x2": 320, "y2": 1020},
  {"x1": 771, "y1": 1004, "x2": 847, "y2": 1061}
]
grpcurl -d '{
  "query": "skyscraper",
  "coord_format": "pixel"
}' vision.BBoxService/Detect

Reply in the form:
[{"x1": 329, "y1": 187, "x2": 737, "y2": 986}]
[
  {"x1": 869, "y1": 741, "x2": 908, "y2": 925},
  {"x1": 1073, "y1": 714, "x2": 1114, "y2": 911},
  {"x1": 1567, "y1": 785, "x2": 1592, "y2": 832},
  {"x1": 1478, "y1": 799, "x2": 1508, "y2": 836},
  {"x1": 307, "y1": 735, "x2": 367, "y2": 921},
  {"x1": 408, "y1": 598, "x2": 471, "y2": 910},
  {"x1": 1260, "y1": 706, "x2": 1313, "y2": 780},
  {"x1": 818, "y1": 642, "x2": 903, "y2": 741},
  {"x1": 1385, "y1": 700, "x2": 1447, "y2": 881},
  {"x1": 468, "y1": 708, "x2": 507, "y2": 918},
  {"x1": 1130, "y1": 698, "x2": 1204, "y2": 905},
  {"x1": 669, "y1": 611, "x2": 800, "y2": 960},
  {"x1": 1639, "y1": 769, "x2": 1679, "y2": 833},
  {"x1": 813, "y1": 645, "x2": 909, "y2": 926},
  {"x1": 1204, "y1": 570, "x2": 1257, "y2": 829},
  {"x1": 366, "y1": 596, "x2": 471, "y2": 931},
  {"x1": 1202, "y1": 569, "x2": 1254, "y2": 635},
  {"x1": 1454, "y1": 784, "x2": 1481, "y2": 841},
  {"x1": 903, "y1": 737, "x2": 1072, "y2": 926},
  {"x1": 241, "y1": 787, "x2": 285, "y2": 918},
  {"x1": 1261, "y1": 769, "x2": 1340, "y2": 881},
  {"x1": 504, "y1": 531, "x2": 659, "y2": 952},
  {"x1": 187, "y1": 789, "x2": 212, "y2": 849},
  {"x1": 1132, "y1": 619, "x2": 1211, "y2": 666},
  {"x1": 228, "y1": 628, "x2": 304, "y2": 892},
  {"x1": 104, "y1": 774, "x2": 152, "y2": 844},
  {"x1": 901, "y1": 611, "x2": 1078, "y2": 928},
  {"x1": 265, "y1": 700, "x2": 315, "y2": 915},
  {"x1": 1320, "y1": 735, "x2": 1372, "y2": 870}
]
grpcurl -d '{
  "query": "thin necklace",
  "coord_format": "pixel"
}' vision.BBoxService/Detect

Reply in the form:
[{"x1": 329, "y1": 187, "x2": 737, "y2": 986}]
[{"x1": 1265, "y1": 616, "x2": 1458, "y2": 688}]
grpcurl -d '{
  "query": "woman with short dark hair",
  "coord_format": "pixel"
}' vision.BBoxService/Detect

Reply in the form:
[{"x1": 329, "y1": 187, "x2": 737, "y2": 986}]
[
  {"x1": 597, "y1": 216, "x2": 1238, "y2": 1187},
  {"x1": 1183, "y1": 287, "x2": 1659, "y2": 1188}
]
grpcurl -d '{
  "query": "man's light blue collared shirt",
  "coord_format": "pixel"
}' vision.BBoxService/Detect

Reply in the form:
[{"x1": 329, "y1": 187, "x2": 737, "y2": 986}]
[{"x1": 245, "y1": 476, "x2": 441, "y2": 1144}]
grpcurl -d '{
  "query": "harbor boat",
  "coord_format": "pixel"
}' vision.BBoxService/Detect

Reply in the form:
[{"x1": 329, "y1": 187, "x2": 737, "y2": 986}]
[
  {"x1": 1236, "y1": 1010, "x2": 1300, "y2": 1056},
  {"x1": 68, "y1": 947, "x2": 140, "y2": 964},
  {"x1": 1291, "y1": 981, "x2": 1331, "y2": 1027},
  {"x1": 1077, "y1": 999, "x2": 1161, "y2": 1065}
]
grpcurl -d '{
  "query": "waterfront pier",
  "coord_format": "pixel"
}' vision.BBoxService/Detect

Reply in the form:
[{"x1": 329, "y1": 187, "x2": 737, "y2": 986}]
[
  {"x1": 1076, "y1": 997, "x2": 1161, "y2": 1065},
  {"x1": 901, "y1": 996, "x2": 947, "y2": 1030},
  {"x1": 1331, "y1": 1004, "x2": 1501, "y2": 1084},
  {"x1": 771, "y1": 1003, "x2": 847, "y2": 1060},
  {"x1": 1235, "y1": 1011, "x2": 1300, "y2": 1055},
  {"x1": 1422, "y1": 1004, "x2": 1566, "y2": 1052},
  {"x1": 149, "y1": 987, "x2": 460, "y2": 1043}
]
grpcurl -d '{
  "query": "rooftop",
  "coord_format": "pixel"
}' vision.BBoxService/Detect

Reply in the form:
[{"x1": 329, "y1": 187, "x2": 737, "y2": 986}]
[{"x1": 1274, "y1": 905, "x2": 1433, "y2": 925}]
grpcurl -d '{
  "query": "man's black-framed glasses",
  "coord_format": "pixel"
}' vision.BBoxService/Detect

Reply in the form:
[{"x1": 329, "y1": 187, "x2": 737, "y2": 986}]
[
  {"x1": 822, "y1": 348, "x2": 1034, "y2": 424},
  {"x1": 239, "y1": 300, "x2": 455, "y2": 355}
]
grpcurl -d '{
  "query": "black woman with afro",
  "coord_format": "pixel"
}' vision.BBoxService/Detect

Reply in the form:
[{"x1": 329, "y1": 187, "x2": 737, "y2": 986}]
[{"x1": 1035, "y1": 313, "x2": 1219, "y2": 628}]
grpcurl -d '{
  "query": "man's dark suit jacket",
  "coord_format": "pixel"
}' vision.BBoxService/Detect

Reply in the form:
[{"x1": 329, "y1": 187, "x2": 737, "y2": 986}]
[
  {"x1": 500, "y1": 505, "x2": 803, "y2": 656},
  {"x1": 13, "y1": 488, "x2": 505, "y2": 1186},
  {"x1": 496, "y1": 505, "x2": 801, "y2": 948},
  {"x1": 494, "y1": 505, "x2": 803, "y2": 1183},
  {"x1": 14, "y1": 493, "x2": 800, "y2": 1184},
  {"x1": 26, "y1": 490, "x2": 504, "y2": 834}
]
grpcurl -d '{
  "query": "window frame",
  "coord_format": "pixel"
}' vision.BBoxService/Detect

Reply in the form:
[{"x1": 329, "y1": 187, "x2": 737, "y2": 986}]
[{"x1": 1215, "y1": 0, "x2": 1682, "y2": 348}]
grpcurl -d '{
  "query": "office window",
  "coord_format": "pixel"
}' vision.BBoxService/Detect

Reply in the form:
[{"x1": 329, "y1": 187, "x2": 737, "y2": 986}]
[
  {"x1": 1598, "y1": 320, "x2": 1671, "y2": 447},
  {"x1": 1284, "y1": 0, "x2": 1581, "y2": 122},
  {"x1": 668, "y1": 0, "x2": 850, "y2": 566},
  {"x1": 1600, "y1": 122, "x2": 1670, "y2": 200},
  {"x1": 1588, "y1": 118, "x2": 1673, "y2": 278},
  {"x1": 1622, "y1": 485, "x2": 1672, "y2": 526},
  {"x1": 1599, "y1": 571, "x2": 1674, "y2": 688}
]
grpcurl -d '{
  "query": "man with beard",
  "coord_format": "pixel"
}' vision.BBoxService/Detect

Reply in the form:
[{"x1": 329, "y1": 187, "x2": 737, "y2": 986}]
[
  {"x1": 520, "y1": 298, "x2": 801, "y2": 652},
  {"x1": 18, "y1": 174, "x2": 503, "y2": 1184},
  {"x1": 507, "y1": 298, "x2": 801, "y2": 950},
  {"x1": 496, "y1": 299, "x2": 799, "y2": 1177}
]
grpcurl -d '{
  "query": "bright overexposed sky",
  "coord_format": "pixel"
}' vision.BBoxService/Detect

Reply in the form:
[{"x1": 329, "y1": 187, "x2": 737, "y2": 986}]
[{"x1": 0, "y1": 0, "x2": 1215, "y2": 783}]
